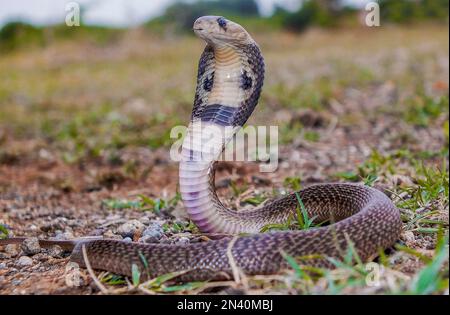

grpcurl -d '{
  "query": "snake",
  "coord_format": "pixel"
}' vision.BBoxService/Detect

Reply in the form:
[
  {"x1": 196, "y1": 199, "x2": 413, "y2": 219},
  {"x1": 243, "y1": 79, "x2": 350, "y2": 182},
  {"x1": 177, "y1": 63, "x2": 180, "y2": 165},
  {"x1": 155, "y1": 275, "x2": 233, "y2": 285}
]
[{"x1": 0, "y1": 16, "x2": 401, "y2": 282}]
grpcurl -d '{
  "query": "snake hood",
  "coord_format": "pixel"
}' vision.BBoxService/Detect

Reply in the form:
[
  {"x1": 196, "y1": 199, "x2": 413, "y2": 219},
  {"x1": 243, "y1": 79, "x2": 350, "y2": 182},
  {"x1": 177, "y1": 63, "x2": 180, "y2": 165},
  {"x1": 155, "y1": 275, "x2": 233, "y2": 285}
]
[{"x1": 190, "y1": 16, "x2": 265, "y2": 128}]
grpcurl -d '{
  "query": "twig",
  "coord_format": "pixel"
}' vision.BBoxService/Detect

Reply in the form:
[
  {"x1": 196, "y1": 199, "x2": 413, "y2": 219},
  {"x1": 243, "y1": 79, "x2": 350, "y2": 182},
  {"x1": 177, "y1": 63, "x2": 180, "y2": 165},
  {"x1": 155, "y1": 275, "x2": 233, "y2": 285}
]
[
  {"x1": 81, "y1": 244, "x2": 110, "y2": 294},
  {"x1": 226, "y1": 236, "x2": 248, "y2": 289}
]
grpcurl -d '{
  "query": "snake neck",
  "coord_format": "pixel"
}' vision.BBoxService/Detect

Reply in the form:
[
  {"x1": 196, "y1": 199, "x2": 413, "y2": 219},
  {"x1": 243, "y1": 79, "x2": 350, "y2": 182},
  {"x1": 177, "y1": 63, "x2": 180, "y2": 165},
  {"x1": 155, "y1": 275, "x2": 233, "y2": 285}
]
[
  {"x1": 207, "y1": 46, "x2": 246, "y2": 107},
  {"x1": 180, "y1": 42, "x2": 270, "y2": 234}
]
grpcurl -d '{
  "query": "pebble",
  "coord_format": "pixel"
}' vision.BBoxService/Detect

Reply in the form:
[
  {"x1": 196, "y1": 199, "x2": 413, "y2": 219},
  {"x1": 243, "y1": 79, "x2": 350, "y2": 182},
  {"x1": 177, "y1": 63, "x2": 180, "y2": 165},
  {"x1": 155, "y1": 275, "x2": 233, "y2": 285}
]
[
  {"x1": 103, "y1": 230, "x2": 122, "y2": 240},
  {"x1": 175, "y1": 237, "x2": 190, "y2": 245},
  {"x1": 0, "y1": 253, "x2": 10, "y2": 259},
  {"x1": 160, "y1": 238, "x2": 173, "y2": 244},
  {"x1": 21, "y1": 237, "x2": 41, "y2": 255},
  {"x1": 117, "y1": 220, "x2": 145, "y2": 238},
  {"x1": 138, "y1": 216, "x2": 151, "y2": 225},
  {"x1": 123, "y1": 237, "x2": 132, "y2": 243},
  {"x1": 47, "y1": 245, "x2": 63, "y2": 258},
  {"x1": 0, "y1": 263, "x2": 6, "y2": 269},
  {"x1": 139, "y1": 234, "x2": 161, "y2": 244},
  {"x1": 142, "y1": 222, "x2": 164, "y2": 241},
  {"x1": 17, "y1": 256, "x2": 33, "y2": 266},
  {"x1": 53, "y1": 231, "x2": 74, "y2": 241},
  {"x1": 5, "y1": 244, "x2": 19, "y2": 257},
  {"x1": 33, "y1": 253, "x2": 49, "y2": 262},
  {"x1": 41, "y1": 219, "x2": 65, "y2": 232},
  {"x1": 11, "y1": 279, "x2": 22, "y2": 286},
  {"x1": 401, "y1": 231, "x2": 416, "y2": 246}
]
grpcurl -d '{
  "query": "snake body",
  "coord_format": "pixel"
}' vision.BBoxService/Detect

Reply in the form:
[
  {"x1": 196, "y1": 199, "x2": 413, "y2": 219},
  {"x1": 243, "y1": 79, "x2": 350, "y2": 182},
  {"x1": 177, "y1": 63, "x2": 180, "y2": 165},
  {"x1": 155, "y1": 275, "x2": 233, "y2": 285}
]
[{"x1": 3, "y1": 16, "x2": 402, "y2": 282}]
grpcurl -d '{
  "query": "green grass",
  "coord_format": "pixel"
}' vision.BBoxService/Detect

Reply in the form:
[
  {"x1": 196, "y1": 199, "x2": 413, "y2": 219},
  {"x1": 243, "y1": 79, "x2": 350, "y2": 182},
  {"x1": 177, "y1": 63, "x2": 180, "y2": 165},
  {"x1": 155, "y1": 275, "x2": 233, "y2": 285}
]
[
  {"x1": 260, "y1": 191, "x2": 325, "y2": 232},
  {"x1": 408, "y1": 234, "x2": 449, "y2": 295},
  {"x1": 404, "y1": 95, "x2": 449, "y2": 127},
  {"x1": 0, "y1": 225, "x2": 9, "y2": 239},
  {"x1": 102, "y1": 193, "x2": 181, "y2": 214}
]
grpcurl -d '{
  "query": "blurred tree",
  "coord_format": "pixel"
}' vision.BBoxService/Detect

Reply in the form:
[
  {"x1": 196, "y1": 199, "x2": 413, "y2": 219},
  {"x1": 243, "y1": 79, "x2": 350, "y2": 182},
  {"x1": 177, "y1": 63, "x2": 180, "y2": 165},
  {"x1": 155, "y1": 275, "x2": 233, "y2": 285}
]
[
  {"x1": 279, "y1": 0, "x2": 342, "y2": 32},
  {"x1": 0, "y1": 22, "x2": 45, "y2": 52},
  {"x1": 273, "y1": 0, "x2": 448, "y2": 32},
  {"x1": 378, "y1": 0, "x2": 449, "y2": 23},
  {"x1": 152, "y1": 0, "x2": 260, "y2": 31}
]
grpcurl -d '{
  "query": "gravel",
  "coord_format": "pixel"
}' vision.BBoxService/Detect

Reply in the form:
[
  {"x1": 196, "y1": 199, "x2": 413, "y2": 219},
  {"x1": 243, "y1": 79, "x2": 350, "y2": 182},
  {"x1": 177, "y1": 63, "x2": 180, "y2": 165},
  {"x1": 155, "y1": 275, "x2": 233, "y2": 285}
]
[
  {"x1": 17, "y1": 256, "x2": 33, "y2": 266},
  {"x1": 11, "y1": 279, "x2": 22, "y2": 286},
  {"x1": 4, "y1": 244, "x2": 19, "y2": 257},
  {"x1": 175, "y1": 236, "x2": 190, "y2": 245},
  {"x1": 52, "y1": 231, "x2": 74, "y2": 241},
  {"x1": 117, "y1": 220, "x2": 145, "y2": 238},
  {"x1": 139, "y1": 235, "x2": 160, "y2": 244},
  {"x1": 21, "y1": 237, "x2": 41, "y2": 255},
  {"x1": 142, "y1": 222, "x2": 164, "y2": 242},
  {"x1": 0, "y1": 253, "x2": 10, "y2": 259},
  {"x1": 103, "y1": 229, "x2": 122, "y2": 240},
  {"x1": 138, "y1": 216, "x2": 151, "y2": 225},
  {"x1": 47, "y1": 245, "x2": 63, "y2": 258},
  {"x1": 33, "y1": 253, "x2": 50, "y2": 262},
  {"x1": 401, "y1": 231, "x2": 416, "y2": 246}
]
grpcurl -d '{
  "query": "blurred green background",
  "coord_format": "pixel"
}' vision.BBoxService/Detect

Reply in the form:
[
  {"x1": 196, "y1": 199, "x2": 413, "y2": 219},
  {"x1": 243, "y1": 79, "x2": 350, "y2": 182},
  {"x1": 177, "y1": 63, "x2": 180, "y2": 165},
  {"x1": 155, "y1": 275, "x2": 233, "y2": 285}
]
[{"x1": 0, "y1": 0, "x2": 449, "y2": 52}]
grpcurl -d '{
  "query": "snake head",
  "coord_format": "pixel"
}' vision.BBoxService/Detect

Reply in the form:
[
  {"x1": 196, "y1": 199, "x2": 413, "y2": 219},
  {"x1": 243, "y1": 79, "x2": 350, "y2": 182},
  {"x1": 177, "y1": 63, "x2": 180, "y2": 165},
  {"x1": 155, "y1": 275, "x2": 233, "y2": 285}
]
[{"x1": 193, "y1": 16, "x2": 253, "y2": 47}]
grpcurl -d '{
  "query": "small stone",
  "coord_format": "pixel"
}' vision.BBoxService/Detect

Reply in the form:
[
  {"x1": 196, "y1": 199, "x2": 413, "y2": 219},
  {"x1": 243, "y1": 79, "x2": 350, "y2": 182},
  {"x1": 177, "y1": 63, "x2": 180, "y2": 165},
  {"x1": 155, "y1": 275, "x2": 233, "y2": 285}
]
[
  {"x1": 139, "y1": 235, "x2": 160, "y2": 244},
  {"x1": 0, "y1": 263, "x2": 6, "y2": 269},
  {"x1": 41, "y1": 219, "x2": 65, "y2": 232},
  {"x1": 117, "y1": 220, "x2": 145, "y2": 238},
  {"x1": 251, "y1": 175, "x2": 272, "y2": 186},
  {"x1": 12, "y1": 279, "x2": 22, "y2": 286},
  {"x1": 53, "y1": 231, "x2": 74, "y2": 241},
  {"x1": 5, "y1": 244, "x2": 18, "y2": 257},
  {"x1": 401, "y1": 231, "x2": 416, "y2": 246},
  {"x1": 21, "y1": 237, "x2": 41, "y2": 255},
  {"x1": 176, "y1": 237, "x2": 190, "y2": 245},
  {"x1": 103, "y1": 230, "x2": 122, "y2": 240},
  {"x1": 17, "y1": 256, "x2": 33, "y2": 266},
  {"x1": 123, "y1": 237, "x2": 132, "y2": 243},
  {"x1": 139, "y1": 216, "x2": 151, "y2": 225},
  {"x1": 33, "y1": 253, "x2": 50, "y2": 262},
  {"x1": 160, "y1": 238, "x2": 173, "y2": 244},
  {"x1": 142, "y1": 222, "x2": 164, "y2": 240},
  {"x1": 47, "y1": 245, "x2": 63, "y2": 258}
]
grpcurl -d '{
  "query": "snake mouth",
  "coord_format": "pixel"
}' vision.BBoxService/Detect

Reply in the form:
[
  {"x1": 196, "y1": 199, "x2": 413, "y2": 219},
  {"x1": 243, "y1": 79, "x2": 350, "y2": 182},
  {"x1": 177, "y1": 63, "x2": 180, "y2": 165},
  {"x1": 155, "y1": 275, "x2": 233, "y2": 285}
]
[{"x1": 193, "y1": 28, "x2": 204, "y2": 31}]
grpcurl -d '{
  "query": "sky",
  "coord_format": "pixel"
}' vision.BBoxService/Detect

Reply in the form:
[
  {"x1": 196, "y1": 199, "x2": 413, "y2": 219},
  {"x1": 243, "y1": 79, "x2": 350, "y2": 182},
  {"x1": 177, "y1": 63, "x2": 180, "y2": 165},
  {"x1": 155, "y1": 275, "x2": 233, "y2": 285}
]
[{"x1": 0, "y1": 0, "x2": 372, "y2": 28}]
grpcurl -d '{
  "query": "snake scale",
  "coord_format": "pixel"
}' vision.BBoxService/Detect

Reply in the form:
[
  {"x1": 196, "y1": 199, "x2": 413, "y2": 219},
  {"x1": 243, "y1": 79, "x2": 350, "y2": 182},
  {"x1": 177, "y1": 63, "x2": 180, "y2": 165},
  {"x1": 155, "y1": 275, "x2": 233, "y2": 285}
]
[{"x1": 1, "y1": 16, "x2": 401, "y2": 282}]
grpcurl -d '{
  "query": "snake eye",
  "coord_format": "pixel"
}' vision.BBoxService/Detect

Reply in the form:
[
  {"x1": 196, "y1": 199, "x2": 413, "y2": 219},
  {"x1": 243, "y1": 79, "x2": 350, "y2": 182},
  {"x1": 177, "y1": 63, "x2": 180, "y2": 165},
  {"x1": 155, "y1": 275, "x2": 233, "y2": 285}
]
[{"x1": 217, "y1": 17, "x2": 227, "y2": 30}]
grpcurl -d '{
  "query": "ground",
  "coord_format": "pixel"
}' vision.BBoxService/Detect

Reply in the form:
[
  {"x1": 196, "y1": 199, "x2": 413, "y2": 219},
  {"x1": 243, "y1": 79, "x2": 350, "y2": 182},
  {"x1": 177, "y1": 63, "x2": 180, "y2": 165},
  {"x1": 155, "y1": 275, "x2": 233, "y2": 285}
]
[{"x1": 0, "y1": 24, "x2": 448, "y2": 294}]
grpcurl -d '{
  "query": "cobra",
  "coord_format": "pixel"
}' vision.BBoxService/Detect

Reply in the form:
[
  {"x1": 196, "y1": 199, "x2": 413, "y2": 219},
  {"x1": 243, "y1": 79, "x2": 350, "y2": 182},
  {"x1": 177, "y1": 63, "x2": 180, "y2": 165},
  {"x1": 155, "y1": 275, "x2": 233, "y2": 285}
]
[{"x1": 0, "y1": 16, "x2": 401, "y2": 282}]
